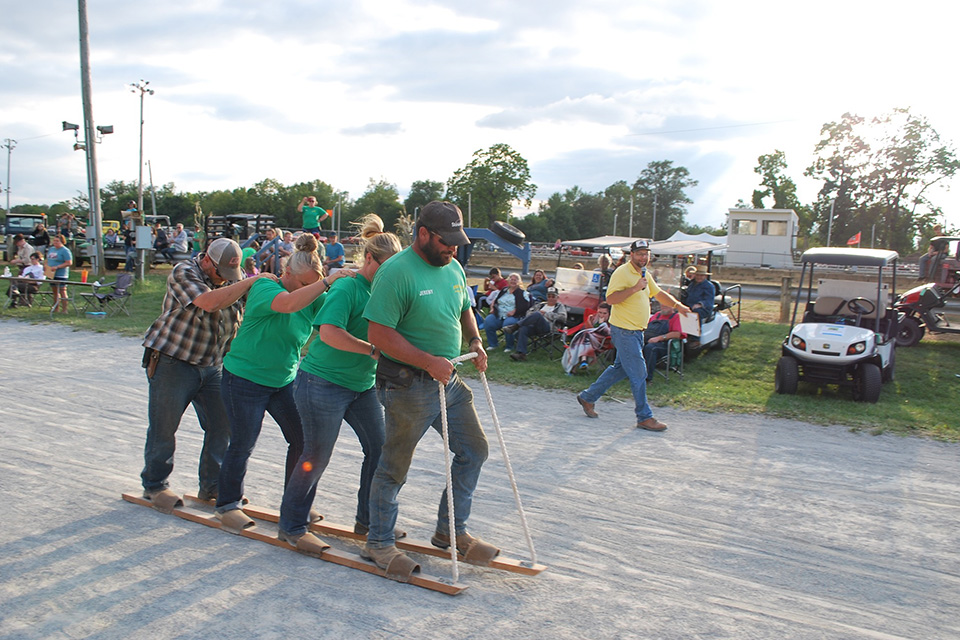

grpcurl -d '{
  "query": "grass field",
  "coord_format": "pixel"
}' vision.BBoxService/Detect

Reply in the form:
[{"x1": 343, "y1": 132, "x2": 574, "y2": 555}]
[{"x1": 4, "y1": 270, "x2": 959, "y2": 440}]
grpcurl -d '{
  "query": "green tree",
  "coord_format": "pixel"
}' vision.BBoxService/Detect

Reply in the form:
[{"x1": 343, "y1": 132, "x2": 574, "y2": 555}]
[
  {"x1": 632, "y1": 160, "x2": 698, "y2": 240},
  {"x1": 403, "y1": 180, "x2": 444, "y2": 217},
  {"x1": 445, "y1": 143, "x2": 537, "y2": 228},
  {"x1": 348, "y1": 178, "x2": 405, "y2": 233},
  {"x1": 806, "y1": 109, "x2": 958, "y2": 252},
  {"x1": 751, "y1": 150, "x2": 814, "y2": 236}
]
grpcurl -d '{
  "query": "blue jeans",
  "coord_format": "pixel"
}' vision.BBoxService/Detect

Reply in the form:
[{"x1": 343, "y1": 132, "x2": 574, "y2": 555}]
[
  {"x1": 366, "y1": 374, "x2": 488, "y2": 549},
  {"x1": 141, "y1": 354, "x2": 231, "y2": 495},
  {"x1": 484, "y1": 314, "x2": 519, "y2": 349},
  {"x1": 642, "y1": 341, "x2": 669, "y2": 382},
  {"x1": 215, "y1": 369, "x2": 304, "y2": 513},
  {"x1": 278, "y1": 371, "x2": 385, "y2": 537},
  {"x1": 580, "y1": 325, "x2": 654, "y2": 422},
  {"x1": 515, "y1": 313, "x2": 551, "y2": 354}
]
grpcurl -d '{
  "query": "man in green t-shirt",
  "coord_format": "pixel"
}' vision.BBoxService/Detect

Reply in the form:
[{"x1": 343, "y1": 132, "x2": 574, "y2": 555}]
[{"x1": 362, "y1": 200, "x2": 497, "y2": 576}]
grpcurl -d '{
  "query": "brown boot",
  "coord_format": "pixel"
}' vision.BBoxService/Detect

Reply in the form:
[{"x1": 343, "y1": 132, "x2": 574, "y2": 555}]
[
  {"x1": 577, "y1": 394, "x2": 598, "y2": 418},
  {"x1": 637, "y1": 417, "x2": 667, "y2": 431}
]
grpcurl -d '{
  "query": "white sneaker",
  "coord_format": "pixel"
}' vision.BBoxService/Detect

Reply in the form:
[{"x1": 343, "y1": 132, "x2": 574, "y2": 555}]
[{"x1": 503, "y1": 348, "x2": 512, "y2": 353}]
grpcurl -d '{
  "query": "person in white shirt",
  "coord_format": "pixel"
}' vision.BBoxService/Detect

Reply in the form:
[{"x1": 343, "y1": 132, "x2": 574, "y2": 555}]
[
  {"x1": 171, "y1": 223, "x2": 190, "y2": 254},
  {"x1": 9, "y1": 252, "x2": 45, "y2": 307}
]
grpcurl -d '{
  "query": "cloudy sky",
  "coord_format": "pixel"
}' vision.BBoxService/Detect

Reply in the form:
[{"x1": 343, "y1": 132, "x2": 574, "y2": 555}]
[{"x1": 2, "y1": 0, "x2": 958, "y2": 232}]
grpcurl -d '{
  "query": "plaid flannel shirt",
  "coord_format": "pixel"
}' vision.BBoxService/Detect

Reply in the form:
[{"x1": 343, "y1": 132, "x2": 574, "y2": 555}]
[{"x1": 142, "y1": 259, "x2": 243, "y2": 367}]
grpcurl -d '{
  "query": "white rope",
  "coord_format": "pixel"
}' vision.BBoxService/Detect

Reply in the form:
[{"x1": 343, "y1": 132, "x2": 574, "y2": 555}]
[
  {"x1": 437, "y1": 373, "x2": 460, "y2": 583},
  {"x1": 477, "y1": 368, "x2": 538, "y2": 565},
  {"x1": 451, "y1": 352, "x2": 538, "y2": 566}
]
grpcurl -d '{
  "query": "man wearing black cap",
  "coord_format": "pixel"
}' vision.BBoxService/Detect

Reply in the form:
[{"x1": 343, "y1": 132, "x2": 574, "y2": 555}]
[
  {"x1": 576, "y1": 239, "x2": 690, "y2": 431},
  {"x1": 139, "y1": 237, "x2": 278, "y2": 511},
  {"x1": 362, "y1": 200, "x2": 494, "y2": 579}
]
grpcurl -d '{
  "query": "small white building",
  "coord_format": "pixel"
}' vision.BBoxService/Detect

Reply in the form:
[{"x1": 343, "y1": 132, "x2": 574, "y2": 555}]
[{"x1": 725, "y1": 208, "x2": 798, "y2": 268}]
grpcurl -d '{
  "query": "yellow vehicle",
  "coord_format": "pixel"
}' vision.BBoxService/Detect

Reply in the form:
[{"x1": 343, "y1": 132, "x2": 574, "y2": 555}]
[{"x1": 102, "y1": 220, "x2": 121, "y2": 236}]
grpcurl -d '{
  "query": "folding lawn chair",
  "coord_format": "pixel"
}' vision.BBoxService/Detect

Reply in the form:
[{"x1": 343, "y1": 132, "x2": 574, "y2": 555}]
[
  {"x1": 79, "y1": 273, "x2": 134, "y2": 316},
  {"x1": 654, "y1": 338, "x2": 684, "y2": 381}
]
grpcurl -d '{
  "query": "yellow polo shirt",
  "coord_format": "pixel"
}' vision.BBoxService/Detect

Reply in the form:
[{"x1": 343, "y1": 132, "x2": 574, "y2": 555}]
[{"x1": 607, "y1": 261, "x2": 661, "y2": 330}]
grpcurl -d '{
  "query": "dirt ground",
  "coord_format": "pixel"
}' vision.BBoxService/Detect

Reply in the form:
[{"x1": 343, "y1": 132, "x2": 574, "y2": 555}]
[{"x1": 2, "y1": 319, "x2": 959, "y2": 640}]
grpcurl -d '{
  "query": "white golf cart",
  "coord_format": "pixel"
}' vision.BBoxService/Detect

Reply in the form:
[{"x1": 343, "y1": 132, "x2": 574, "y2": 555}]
[{"x1": 775, "y1": 247, "x2": 899, "y2": 403}]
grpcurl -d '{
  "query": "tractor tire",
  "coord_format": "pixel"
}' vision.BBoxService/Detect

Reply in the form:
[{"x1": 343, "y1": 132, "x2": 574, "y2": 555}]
[
  {"x1": 895, "y1": 316, "x2": 924, "y2": 348},
  {"x1": 717, "y1": 324, "x2": 731, "y2": 350},
  {"x1": 852, "y1": 363, "x2": 882, "y2": 403},
  {"x1": 490, "y1": 221, "x2": 525, "y2": 246},
  {"x1": 774, "y1": 356, "x2": 799, "y2": 395}
]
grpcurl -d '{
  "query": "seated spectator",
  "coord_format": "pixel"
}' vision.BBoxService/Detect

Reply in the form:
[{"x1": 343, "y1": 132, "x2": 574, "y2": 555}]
[
  {"x1": 509, "y1": 287, "x2": 567, "y2": 361},
  {"x1": 243, "y1": 256, "x2": 259, "y2": 278},
  {"x1": 562, "y1": 303, "x2": 611, "y2": 373},
  {"x1": 596, "y1": 254, "x2": 614, "y2": 301},
  {"x1": 153, "y1": 222, "x2": 176, "y2": 263},
  {"x1": 9, "y1": 234, "x2": 34, "y2": 273},
  {"x1": 685, "y1": 265, "x2": 715, "y2": 321},
  {"x1": 642, "y1": 305, "x2": 687, "y2": 383},
  {"x1": 7, "y1": 252, "x2": 45, "y2": 307},
  {"x1": 527, "y1": 269, "x2": 556, "y2": 303},
  {"x1": 483, "y1": 272, "x2": 530, "y2": 352},
  {"x1": 277, "y1": 230, "x2": 295, "y2": 273},
  {"x1": 918, "y1": 231, "x2": 948, "y2": 281},
  {"x1": 103, "y1": 228, "x2": 121, "y2": 247},
  {"x1": 171, "y1": 223, "x2": 190, "y2": 254},
  {"x1": 32, "y1": 224, "x2": 50, "y2": 250},
  {"x1": 323, "y1": 233, "x2": 345, "y2": 273},
  {"x1": 481, "y1": 267, "x2": 508, "y2": 311},
  {"x1": 122, "y1": 226, "x2": 138, "y2": 272}
]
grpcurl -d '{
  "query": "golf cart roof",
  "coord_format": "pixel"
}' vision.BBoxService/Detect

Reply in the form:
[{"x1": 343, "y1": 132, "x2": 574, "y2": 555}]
[
  {"x1": 650, "y1": 238, "x2": 728, "y2": 255},
  {"x1": 562, "y1": 235, "x2": 637, "y2": 249},
  {"x1": 801, "y1": 247, "x2": 899, "y2": 267}
]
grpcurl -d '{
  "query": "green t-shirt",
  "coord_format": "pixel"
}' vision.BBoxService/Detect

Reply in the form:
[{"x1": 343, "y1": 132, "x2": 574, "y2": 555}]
[
  {"x1": 363, "y1": 246, "x2": 470, "y2": 362},
  {"x1": 300, "y1": 275, "x2": 377, "y2": 393},
  {"x1": 223, "y1": 278, "x2": 323, "y2": 387},
  {"x1": 302, "y1": 205, "x2": 323, "y2": 229}
]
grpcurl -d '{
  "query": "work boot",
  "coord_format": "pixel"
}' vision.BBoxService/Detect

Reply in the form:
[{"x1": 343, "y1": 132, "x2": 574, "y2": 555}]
[
  {"x1": 637, "y1": 417, "x2": 667, "y2": 431},
  {"x1": 577, "y1": 393, "x2": 598, "y2": 418}
]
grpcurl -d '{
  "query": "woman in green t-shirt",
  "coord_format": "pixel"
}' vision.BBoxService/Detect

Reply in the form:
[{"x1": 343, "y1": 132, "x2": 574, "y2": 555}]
[
  {"x1": 214, "y1": 234, "x2": 354, "y2": 535},
  {"x1": 278, "y1": 215, "x2": 402, "y2": 549}
]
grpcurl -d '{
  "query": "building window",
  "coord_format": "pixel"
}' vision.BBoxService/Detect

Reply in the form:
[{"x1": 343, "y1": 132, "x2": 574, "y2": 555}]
[
  {"x1": 732, "y1": 219, "x2": 757, "y2": 235},
  {"x1": 762, "y1": 220, "x2": 788, "y2": 236}
]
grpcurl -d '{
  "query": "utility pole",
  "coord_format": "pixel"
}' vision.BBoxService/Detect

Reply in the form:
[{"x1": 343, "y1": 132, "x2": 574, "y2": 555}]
[
  {"x1": 2, "y1": 138, "x2": 15, "y2": 215},
  {"x1": 826, "y1": 199, "x2": 836, "y2": 247},
  {"x1": 468, "y1": 192, "x2": 472, "y2": 228},
  {"x1": 78, "y1": 0, "x2": 105, "y2": 275},
  {"x1": 628, "y1": 195, "x2": 634, "y2": 237},
  {"x1": 651, "y1": 193, "x2": 658, "y2": 241},
  {"x1": 130, "y1": 80, "x2": 154, "y2": 216},
  {"x1": 613, "y1": 213, "x2": 618, "y2": 236},
  {"x1": 147, "y1": 160, "x2": 158, "y2": 215}
]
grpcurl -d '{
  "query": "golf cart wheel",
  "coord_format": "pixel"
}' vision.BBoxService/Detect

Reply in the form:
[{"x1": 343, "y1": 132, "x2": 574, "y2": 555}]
[
  {"x1": 490, "y1": 221, "x2": 525, "y2": 246},
  {"x1": 717, "y1": 324, "x2": 731, "y2": 350},
  {"x1": 105, "y1": 258, "x2": 120, "y2": 271},
  {"x1": 882, "y1": 348, "x2": 895, "y2": 383},
  {"x1": 774, "y1": 356, "x2": 799, "y2": 394},
  {"x1": 895, "y1": 316, "x2": 924, "y2": 348},
  {"x1": 852, "y1": 363, "x2": 882, "y2": 403}
]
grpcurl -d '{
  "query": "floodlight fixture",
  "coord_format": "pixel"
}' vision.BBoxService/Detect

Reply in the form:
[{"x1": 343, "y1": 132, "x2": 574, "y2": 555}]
[
  {"x1": 96, "y1": 125, "x2": 114, "y2": 135},
  {"x1": 62, "y1": 121, "x2": 80, "y2": 131}
]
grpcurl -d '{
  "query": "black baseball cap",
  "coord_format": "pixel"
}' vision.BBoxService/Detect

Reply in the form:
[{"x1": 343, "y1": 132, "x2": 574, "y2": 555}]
[
  {"x1": 629, "y1": 239, "x2": 650, "y2": 252},
  {"x1": 419, "y1": 201, "x2": 470, "y2": 246}
]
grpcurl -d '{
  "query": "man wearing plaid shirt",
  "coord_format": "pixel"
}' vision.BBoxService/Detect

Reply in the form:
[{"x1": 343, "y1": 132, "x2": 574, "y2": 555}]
[{"x1": 140, "y1": 238, "x2": 277, "y2": 510}]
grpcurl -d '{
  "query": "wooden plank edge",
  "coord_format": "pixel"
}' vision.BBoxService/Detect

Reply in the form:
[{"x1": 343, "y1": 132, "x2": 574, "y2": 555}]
[
  {"x1": 226, "y1": 500, "x2": 546, "y2": 576},
  {"x1": 122, "y1": 493, "x2": 466, "y2": 595}
]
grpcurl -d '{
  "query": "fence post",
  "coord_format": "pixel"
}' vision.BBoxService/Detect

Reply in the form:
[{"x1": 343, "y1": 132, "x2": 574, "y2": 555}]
[{"x1": 779, "y1": 276, "x2": 792, "y2": 323}]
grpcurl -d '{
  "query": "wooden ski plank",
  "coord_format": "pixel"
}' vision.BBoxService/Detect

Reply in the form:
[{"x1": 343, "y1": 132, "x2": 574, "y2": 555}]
[
  {"x1": 121, "y1": 493, "x2": 466, "y2": 595},
  {"x1": 225, "y1": 500, "x2": 546, "y2": 576}
]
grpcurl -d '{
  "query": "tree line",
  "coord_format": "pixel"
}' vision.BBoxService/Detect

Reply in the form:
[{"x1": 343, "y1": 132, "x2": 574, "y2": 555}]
[{"x1": 4, "y1": 108, "x2": 955, "y2": 253}]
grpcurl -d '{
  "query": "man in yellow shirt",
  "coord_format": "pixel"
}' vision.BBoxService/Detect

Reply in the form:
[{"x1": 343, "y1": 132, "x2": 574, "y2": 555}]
[{"x1": 576, "y1": 239, "x2": 690, "y2": 431}]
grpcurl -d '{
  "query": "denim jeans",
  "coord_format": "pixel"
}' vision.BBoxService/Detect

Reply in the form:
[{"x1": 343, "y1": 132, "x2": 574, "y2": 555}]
[
  {"x1": 642, "y1": 341, "x2": 669, "y2": 382},
  {"x1": 484, "y1": 314, "x2": 519, "y2": 349},
  {"x1": 215, "y1": 369, "x2": 304, "y2": 513},
  {"x1": 515, "y1": 313, "x2": 551, "y2": 354},
  {"x1": 141, "y1": 354, "x2": 231, "y2": 495},
  {"x1": 366, "y1": 374, "x2": 488, "y2": 549},
  {"x1": 278, "y1": 371, "x2": 385, "y2": 537},
  {"x1": 580, "y1": 325, "x2": 654, "y2": 422}
]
